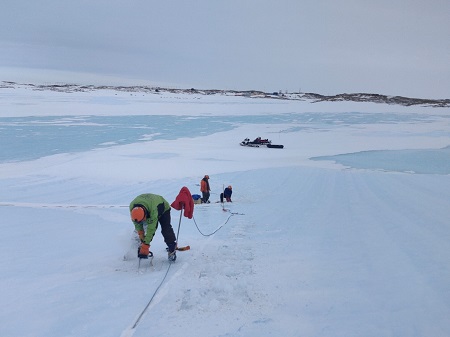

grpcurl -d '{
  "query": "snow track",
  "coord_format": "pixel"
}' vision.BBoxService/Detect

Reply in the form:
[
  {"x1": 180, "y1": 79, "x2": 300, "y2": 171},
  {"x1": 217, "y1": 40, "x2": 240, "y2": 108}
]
[{"x1": 2, "y1": 165, "x2": 450, "y2": 337}]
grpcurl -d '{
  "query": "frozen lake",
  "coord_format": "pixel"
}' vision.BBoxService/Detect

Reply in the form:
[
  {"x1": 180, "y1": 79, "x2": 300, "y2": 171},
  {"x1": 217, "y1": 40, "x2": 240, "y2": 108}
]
[{"x1": 1, "y1": 111, "x2": 448, "y2": 171}]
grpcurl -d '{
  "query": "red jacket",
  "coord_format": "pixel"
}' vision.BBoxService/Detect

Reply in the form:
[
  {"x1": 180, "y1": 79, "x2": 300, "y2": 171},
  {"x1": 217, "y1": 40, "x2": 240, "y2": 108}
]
[{"x1": 171, "y1": 186, "x2": 194, "y2": 219}]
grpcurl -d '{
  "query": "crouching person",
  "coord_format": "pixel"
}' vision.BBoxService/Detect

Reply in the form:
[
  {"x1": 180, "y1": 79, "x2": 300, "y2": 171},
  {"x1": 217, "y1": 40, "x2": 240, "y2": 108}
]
[
  {"x1": 220, "y1": 185, "x2": 233, "y2": 203},
  {"x1": 130, "y1": 193, "x2": 177, "y2": 261}
]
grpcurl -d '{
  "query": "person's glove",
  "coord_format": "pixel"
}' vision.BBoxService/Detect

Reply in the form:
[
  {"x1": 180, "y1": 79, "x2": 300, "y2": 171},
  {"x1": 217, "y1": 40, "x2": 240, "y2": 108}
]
[
  {"x1": 138, "y1": 243, "x2": 150, "y2": 259},
  {"x1": 137, "y1": 230, "x2": 145, "y2": 243}
]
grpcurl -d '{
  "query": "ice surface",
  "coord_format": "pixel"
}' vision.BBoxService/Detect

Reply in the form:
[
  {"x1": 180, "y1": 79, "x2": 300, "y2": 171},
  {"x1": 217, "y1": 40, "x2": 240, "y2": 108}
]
[{"x1": 1, "y1": 87, "x2": 450, "y2": 337}]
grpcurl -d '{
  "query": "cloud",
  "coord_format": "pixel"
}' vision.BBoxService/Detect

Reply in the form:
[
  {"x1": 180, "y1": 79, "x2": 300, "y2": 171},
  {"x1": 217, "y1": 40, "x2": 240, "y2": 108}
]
[{"x1": 1, "y1": 0, "x2": 449, "y2": 97}]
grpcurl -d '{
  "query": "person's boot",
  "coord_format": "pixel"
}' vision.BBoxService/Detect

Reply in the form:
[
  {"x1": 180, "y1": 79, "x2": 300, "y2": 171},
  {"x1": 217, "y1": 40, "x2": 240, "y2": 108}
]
[{"x1": 167, "y1": 242, "x2": 177, "y2": 262}]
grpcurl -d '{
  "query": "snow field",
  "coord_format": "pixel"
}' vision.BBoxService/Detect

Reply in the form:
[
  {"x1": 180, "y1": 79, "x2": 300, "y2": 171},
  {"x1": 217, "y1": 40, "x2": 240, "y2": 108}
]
[{"x1": 1, "y1": 89, "x2": 450, "y2": 336}]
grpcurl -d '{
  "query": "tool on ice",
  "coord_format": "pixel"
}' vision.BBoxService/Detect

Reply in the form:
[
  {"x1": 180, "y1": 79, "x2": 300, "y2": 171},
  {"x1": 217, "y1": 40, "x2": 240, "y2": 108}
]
[{"x1": 137, "y1": 250, "x2": 153, "y2": 270}]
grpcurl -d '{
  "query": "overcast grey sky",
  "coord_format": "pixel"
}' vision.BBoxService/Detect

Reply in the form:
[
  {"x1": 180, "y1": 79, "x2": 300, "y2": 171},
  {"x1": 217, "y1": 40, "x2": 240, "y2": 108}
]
[{"x1": 1, "y1": 0, "x2": 449, "y2": 97}]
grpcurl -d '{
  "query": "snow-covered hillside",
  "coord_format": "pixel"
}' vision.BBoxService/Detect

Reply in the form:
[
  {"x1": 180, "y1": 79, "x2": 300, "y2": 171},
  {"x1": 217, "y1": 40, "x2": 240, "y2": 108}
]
[{"x1": 1, "y1": 86, "x2": 449, "y2": 337}]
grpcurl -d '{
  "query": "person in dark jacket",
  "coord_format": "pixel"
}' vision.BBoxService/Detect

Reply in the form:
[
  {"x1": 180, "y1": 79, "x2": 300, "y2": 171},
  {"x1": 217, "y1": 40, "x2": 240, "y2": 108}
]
[{"x1": 220, "y1": 185, "x2": 233, "y2": 203}]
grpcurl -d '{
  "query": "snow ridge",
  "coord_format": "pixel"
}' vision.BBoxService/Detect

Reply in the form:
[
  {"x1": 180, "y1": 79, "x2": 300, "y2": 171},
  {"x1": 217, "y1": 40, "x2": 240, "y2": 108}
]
[{"x1": 2, "y1": 81, "x2": 449, "y2": 107}]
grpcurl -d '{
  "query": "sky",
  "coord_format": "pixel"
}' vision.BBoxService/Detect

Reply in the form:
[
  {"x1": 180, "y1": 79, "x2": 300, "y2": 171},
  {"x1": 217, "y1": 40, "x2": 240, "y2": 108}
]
[{"x1": 1, "y1": 0, "x2": 449, "y2": 98}]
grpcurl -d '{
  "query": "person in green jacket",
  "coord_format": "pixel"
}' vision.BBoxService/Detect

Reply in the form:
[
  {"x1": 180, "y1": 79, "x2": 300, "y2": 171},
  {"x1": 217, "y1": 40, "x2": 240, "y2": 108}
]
[{"x1": 129, "y1": 193, "x2": 177, "y2": 261}]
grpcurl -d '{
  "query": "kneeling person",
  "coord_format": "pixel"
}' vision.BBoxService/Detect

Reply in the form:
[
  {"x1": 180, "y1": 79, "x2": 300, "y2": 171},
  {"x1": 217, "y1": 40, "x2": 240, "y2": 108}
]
[{"x1": 220, "y1": 185, "x2": 233, "y2": 203}]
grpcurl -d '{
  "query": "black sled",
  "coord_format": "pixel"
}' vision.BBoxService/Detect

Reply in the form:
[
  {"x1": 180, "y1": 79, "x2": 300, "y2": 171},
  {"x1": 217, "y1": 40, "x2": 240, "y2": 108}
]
[{"x1": 240, "y1": 137, "x2": 284, "y2": 149}]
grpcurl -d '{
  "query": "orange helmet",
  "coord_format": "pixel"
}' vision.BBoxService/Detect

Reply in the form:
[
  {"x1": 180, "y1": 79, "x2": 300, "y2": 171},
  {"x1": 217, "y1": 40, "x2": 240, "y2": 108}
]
[{"x1": 131, "y1": 206, "x2": 146, "y2": 222}]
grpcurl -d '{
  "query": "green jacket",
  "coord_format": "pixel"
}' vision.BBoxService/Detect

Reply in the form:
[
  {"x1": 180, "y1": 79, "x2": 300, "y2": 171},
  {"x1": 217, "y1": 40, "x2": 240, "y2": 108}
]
[{"x1": 129, "y1": 194, "x2": 171, "y2": 245}]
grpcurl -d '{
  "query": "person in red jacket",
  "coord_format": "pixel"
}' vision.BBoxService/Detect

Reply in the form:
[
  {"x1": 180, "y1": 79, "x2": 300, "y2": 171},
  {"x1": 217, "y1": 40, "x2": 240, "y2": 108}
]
[{"x1": 200, "y1": 175, "x2": 211, "y2": 203}]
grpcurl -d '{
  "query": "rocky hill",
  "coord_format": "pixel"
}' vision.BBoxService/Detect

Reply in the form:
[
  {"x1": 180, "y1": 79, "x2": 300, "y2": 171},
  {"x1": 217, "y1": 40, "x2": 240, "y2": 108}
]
[{"x1": 2, "y1": 81, "x2": 449, "y2": 108}]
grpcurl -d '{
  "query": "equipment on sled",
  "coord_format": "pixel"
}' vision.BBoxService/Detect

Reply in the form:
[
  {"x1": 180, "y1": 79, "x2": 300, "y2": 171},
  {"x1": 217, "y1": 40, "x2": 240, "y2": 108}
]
[{"x1": 239, "y1": 137, "x2": 284, "y2": 149}]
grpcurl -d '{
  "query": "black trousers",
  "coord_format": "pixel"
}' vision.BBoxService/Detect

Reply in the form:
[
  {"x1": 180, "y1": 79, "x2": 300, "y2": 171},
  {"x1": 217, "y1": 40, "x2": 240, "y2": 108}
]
[
  {"x1": 202, "y1": 191, "x2": 210, "y2": 203},
  {"x1": 158, "y1": 209, "x2": 177, "y2": 245}
]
